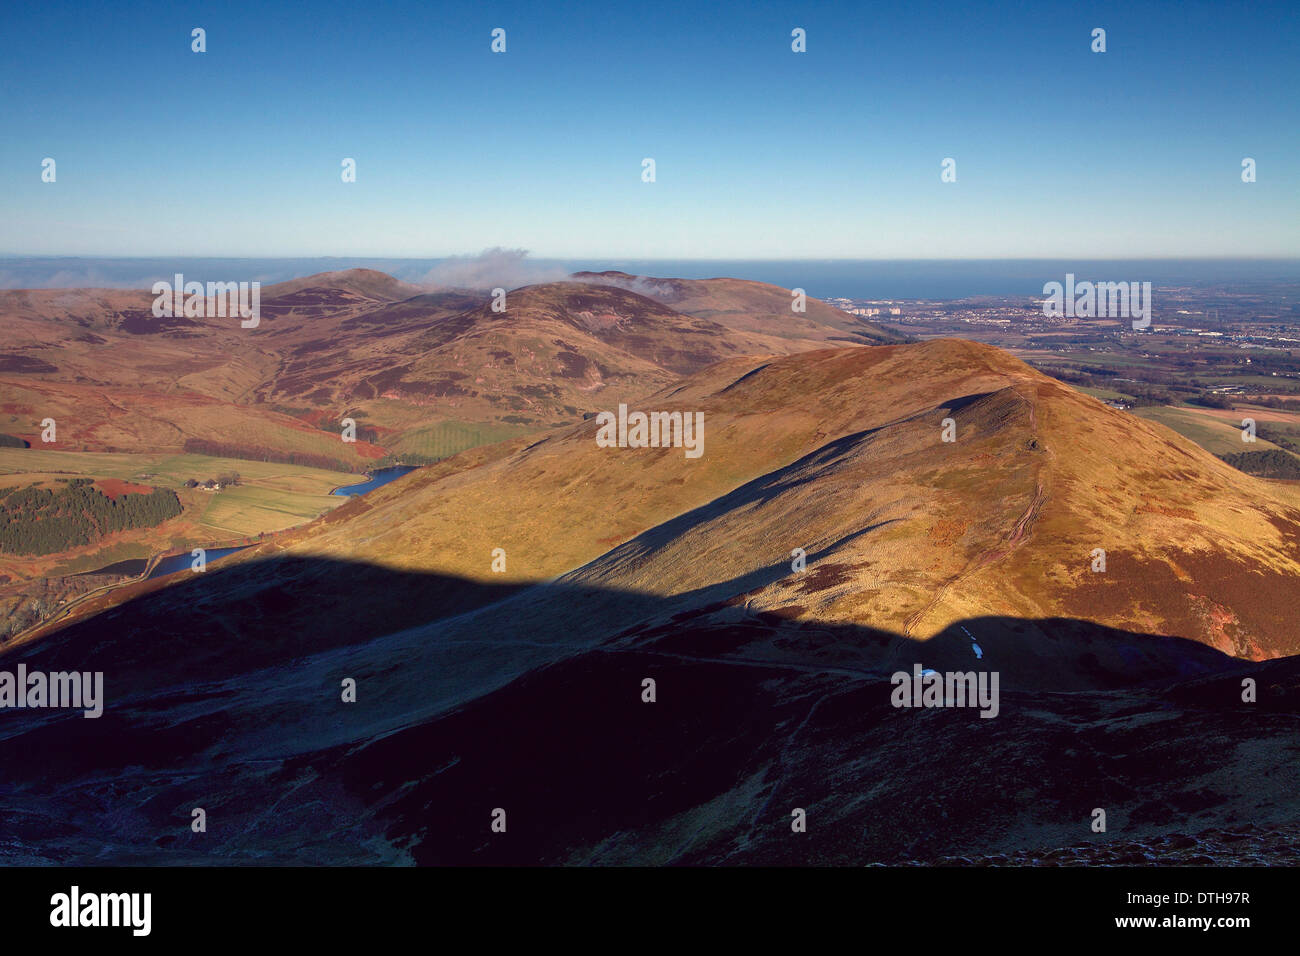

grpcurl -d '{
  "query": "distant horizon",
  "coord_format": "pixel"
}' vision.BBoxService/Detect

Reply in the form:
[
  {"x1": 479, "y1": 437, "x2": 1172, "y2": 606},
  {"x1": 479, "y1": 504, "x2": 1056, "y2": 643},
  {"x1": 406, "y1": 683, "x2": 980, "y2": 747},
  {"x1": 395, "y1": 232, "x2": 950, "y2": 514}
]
[
  {"x1": 4, "y1": 254, "x2": 1300, "y2": 300},
  {"x1": 7, "y1": 254, "x2": 1300, "y2": 262}
]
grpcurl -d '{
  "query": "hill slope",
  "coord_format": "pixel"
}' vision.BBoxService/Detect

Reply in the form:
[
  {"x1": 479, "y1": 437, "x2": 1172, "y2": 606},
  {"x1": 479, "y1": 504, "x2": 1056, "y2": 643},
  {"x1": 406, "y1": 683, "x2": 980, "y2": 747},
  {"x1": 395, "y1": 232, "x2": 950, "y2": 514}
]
[
  {"x1": 32, "y1": 339, "x2": 1300, "y2": 669},
  {"x1": 4, "y1": 339, "x2": 1300, "y2": 866},
  {"x1": 573, "y1": 270, "x2": 904, "y2": 345},
  {"x1": 1, "y1": 270, "x2": 878, "y2": 454}
]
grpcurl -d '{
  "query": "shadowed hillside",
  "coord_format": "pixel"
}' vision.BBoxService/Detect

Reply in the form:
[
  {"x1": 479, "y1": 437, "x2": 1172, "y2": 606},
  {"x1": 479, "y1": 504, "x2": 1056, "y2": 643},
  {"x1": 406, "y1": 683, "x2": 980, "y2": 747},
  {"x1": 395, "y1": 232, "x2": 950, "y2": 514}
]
[
  {"x1": 5, "y1": 300, "x2": 1300, "y2": 869},
  {"x1": 2, "y1": 554, "x2": 1294, "y2": 866}
]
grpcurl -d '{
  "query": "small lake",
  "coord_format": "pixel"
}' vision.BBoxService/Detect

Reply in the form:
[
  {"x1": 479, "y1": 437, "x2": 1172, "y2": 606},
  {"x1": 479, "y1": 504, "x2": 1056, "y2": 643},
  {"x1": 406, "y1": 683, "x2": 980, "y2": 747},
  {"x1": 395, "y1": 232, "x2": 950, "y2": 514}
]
[
  {"x1": 331, "y1": 465, "x2": 418, "y2": 497},
  {"x1": 147, "y1": 546, "x2": 250, "y2": 579}
]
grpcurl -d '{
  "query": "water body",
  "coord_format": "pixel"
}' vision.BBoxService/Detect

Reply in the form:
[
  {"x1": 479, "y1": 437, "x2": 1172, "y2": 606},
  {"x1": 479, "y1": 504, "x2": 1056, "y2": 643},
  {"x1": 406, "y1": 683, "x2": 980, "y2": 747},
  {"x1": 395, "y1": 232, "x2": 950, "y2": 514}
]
[
  {"x1": 593, "y1": 259, "x2": 1300, "y2": 300},
  {"x1": 331, "y1": 465, "x2": 418, "y2": 497},
  {"x1": 6, "y1": 257, "x2": 1297, "y2": 301},
  {"x1": 146, "y1": 546, "x2": 249, "y2": 579}
]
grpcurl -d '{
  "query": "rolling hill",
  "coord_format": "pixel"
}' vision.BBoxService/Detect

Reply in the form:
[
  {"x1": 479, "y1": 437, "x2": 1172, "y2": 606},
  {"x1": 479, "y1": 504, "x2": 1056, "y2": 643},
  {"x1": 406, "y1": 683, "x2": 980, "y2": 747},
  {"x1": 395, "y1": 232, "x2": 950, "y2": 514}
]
[
  {"x1": 572, "y1": 270, "x2": 904, "y2": 345},
  {"x1": 4, "y1": 337, "x2": 1300, "y2": 865},
  {"x1": 21, "y1": 336, "x2": 1300, "y2": 677},
  {"x1": 0, "y1": 269, "x2": 892, "y2": 455},
  {"x1": 181, "y1": 337, "x2": 1300, "y2": 668}
]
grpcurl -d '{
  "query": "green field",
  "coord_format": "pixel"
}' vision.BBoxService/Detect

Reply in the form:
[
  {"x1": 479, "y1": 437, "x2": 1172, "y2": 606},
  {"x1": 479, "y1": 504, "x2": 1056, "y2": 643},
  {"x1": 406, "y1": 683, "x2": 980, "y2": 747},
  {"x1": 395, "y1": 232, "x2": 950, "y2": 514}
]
[
  {"x1": 1041, "y1": 351, "x2": 1153, "y2": 369},
  {"x1": 389, "y1": 420, "x2": 535, "y2": 460},
  {"x1": 1071, "y1": 384, "x2": 1130, "y2": 401},
  {"x1": 44, "y1": 540, "x2": 156, "y2": 575},
  {"x1": 1133, "y1": 405, "x2": 1291, "y2": 457},
  {"x1": 0, "y1": 448, "x2": 354, "y2": 543},
  {"x1": 198, "y1": 484, "x2": 343, "y2": 536},
  {"x1": 0, "y1": 448, "x2": 353, "y2": 494}
]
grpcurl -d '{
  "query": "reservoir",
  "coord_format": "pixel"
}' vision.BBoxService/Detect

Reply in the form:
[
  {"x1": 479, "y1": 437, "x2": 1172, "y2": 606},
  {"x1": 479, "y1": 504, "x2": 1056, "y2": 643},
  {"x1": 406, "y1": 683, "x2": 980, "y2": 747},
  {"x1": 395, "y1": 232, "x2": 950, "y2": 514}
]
[
  {"x1": 331, "y1": 465, "x2": 418, "y2": 497},
  {"x1": 147, "y1": 546, "x2": 249, "y2": 579}
]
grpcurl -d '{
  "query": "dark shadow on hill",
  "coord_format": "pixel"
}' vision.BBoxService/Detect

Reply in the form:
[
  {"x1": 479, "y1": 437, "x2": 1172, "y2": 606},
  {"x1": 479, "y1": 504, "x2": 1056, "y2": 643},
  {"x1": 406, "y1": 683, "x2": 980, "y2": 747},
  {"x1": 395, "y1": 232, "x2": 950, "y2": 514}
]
[{"x1": 0, "y1": 554, "x2": 1293, "y2": 867}]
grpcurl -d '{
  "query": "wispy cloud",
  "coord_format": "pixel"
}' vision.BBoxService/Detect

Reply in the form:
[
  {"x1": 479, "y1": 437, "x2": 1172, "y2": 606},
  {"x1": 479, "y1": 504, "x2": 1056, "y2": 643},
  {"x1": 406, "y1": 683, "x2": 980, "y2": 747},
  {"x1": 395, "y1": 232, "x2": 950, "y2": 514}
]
[
  {"x1": 571, "y1": 271, "x2": 678, "y2": 298},
  {"x1": 414, "y1": 248, "x2": 570, "y2": 291}
]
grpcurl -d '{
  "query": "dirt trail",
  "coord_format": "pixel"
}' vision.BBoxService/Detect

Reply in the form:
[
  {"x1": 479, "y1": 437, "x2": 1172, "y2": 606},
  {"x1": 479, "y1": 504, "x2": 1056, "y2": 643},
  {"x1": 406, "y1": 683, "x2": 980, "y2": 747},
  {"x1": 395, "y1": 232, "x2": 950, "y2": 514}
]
[{"x1": 901, "y1": 388, "x2": 1047, "y2": 640}]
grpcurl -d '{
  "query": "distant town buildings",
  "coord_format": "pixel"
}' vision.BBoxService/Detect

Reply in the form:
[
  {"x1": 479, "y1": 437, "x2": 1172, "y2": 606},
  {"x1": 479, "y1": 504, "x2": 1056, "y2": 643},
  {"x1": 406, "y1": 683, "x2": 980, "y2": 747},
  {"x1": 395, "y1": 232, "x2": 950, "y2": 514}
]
[{"x1": 845, "y1": 306, "x2": 902, "y2": 317}]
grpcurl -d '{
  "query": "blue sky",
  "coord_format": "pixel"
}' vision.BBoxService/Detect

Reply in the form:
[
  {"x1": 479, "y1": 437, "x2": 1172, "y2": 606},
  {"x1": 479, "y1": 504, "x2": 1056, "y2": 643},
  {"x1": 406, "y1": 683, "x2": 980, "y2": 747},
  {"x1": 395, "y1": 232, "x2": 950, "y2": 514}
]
[{"x1": 3, "y1": 0, "x2": 1297, "y2": 258}]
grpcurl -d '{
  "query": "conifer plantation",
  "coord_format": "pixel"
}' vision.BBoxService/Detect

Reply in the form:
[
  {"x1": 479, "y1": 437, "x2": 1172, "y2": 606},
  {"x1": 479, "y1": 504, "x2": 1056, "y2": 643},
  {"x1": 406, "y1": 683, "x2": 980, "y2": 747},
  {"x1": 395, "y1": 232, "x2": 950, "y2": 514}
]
[{"x1": 0, "y1": 479, "x2": 181, "y2": 556}]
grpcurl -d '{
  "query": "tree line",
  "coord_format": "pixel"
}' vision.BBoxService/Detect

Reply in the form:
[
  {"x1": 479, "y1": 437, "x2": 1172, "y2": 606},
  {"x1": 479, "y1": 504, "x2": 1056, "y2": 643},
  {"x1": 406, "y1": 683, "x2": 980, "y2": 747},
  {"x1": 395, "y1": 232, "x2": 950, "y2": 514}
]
[
  {"x1": 0, "y1": 478, "x2": 182, "y2": 556},
  {"x1": 1218, "y1": 449, "x2": 1300, "y2": 480},
  {"x1": 182, "y1": 438, "x2": 367, "y2": 473}
]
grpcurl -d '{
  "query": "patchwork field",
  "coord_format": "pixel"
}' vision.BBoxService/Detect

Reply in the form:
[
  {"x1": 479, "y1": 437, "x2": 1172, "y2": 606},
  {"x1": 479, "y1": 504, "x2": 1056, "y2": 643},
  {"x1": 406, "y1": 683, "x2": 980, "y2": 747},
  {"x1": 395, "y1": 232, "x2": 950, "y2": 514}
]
[
  {"x1": 0, "y1": 448, "x2": 354, "y2": 493},
  {"x1": 0, "y1": 448, "x2": 354, "y2": 580},
  {"x1": 198, "y1": 484, "x2": 344, "y2": 536}
]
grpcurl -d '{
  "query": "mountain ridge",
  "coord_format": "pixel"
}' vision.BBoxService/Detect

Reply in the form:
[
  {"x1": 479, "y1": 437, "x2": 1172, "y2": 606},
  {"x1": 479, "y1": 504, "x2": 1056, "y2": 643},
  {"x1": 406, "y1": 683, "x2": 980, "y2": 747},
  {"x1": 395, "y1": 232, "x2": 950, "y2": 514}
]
[{"x1": 23, "y1": 337, "x2": 1300, "y2": 667}]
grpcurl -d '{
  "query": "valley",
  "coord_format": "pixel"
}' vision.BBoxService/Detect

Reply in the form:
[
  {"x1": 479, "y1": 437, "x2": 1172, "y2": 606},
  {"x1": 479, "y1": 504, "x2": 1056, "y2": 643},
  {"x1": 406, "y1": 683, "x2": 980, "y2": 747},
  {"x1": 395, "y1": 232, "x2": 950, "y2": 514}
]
[{"x1": 0, "y1": 269, "x2": 898, "y2": 638}]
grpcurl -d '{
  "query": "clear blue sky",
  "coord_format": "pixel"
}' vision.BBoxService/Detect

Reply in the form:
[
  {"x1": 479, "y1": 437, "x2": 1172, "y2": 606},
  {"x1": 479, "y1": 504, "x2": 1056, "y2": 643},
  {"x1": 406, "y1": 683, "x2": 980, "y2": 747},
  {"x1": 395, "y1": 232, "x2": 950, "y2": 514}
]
[{"x1": 3, "y1": 0, "x2": 1297, "y2": 258}]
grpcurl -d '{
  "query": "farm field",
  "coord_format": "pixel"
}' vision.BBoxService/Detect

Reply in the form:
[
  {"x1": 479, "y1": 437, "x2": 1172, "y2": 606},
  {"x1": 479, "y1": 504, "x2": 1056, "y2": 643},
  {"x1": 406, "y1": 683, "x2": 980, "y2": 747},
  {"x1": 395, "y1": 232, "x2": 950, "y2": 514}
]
[
  {"x1": 1071, "y1": 384, "x2": 1130, "y2": 401},
  {"x1": 0, "y1": 448, "x2": 354, "y2": 494},
  {"x1": 1188, "y1": 404, "x2": 1300, "y2": 427},
  {"x1": 198, "y1": 484, "x2": 344, "y2": 536},
  {"x1": 1132, "y1": 405, "x2": 1293, "y2": 457},
  {"x1": 0, "y1": 448, "x2": 356, "y2": 579}
]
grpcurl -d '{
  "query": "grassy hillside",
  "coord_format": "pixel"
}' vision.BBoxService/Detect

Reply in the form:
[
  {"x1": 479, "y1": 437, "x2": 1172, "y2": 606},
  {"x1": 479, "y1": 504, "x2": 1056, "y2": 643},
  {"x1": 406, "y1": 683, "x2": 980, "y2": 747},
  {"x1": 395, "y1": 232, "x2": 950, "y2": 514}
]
[
  {"x1": 79, "y1": 339, "x2": 1297, "y2": 670},
  {"x1": 388, "y1": 419, "x2": 538, "y2": 461},
  {"x1": 1133, "y1": 405, "x2": 1293, "y2": 457}
]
